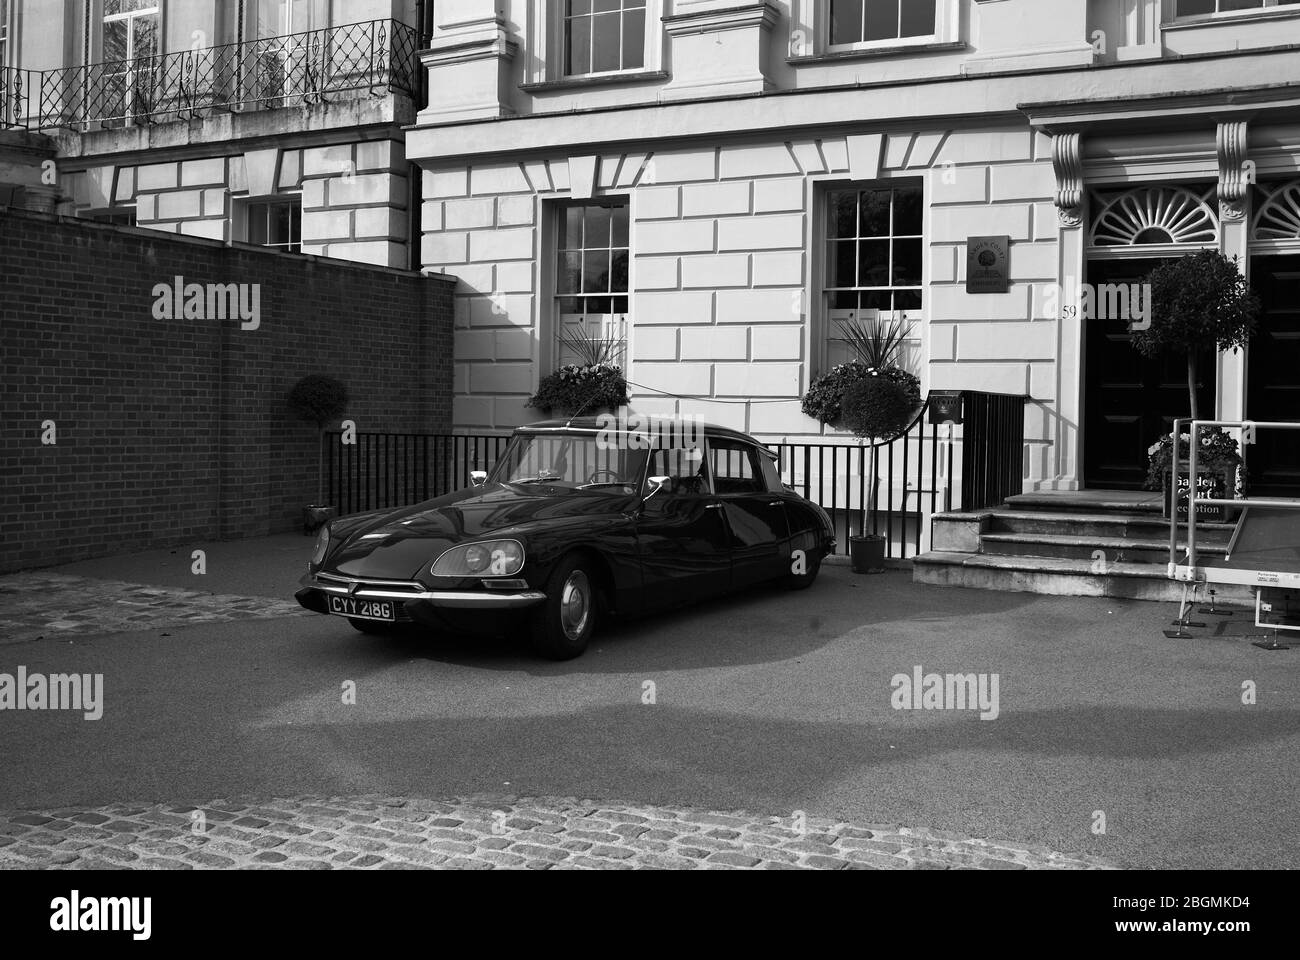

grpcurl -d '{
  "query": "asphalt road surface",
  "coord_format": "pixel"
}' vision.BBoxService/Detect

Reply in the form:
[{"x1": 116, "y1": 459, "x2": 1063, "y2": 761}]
[{"x1": 2, "y1": 542, "x2": 1298, "y2": 869}]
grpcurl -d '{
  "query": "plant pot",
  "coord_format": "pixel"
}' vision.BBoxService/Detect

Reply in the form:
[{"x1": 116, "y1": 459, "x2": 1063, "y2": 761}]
[
  {"x1": 550, "y1": 404, "x2": 615, "y2": 421},
  {"x1": 303, "y1": 504, "x2": 337, "y2": 535},
  {"x1": 849, "y1": 534, "x2": 886, "y2": 574}
]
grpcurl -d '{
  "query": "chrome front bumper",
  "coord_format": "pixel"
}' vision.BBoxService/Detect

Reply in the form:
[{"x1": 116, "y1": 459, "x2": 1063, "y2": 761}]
[{"x1": 298, "y1": 571, "x2": 546, "y2": 610}]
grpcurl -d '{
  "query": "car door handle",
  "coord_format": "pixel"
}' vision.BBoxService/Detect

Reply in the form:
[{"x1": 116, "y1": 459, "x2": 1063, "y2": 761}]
[
  {"x1": 767, "y1": 501, "x2": 783, "y2": 508},
  {"x1": 705, "y1": 503, "x2": 723, "y2": 510}
]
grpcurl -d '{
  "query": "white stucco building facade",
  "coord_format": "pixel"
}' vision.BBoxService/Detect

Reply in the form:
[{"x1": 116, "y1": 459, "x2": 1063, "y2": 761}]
[{"x1": 406, "y1": 0, "x2": 1300, "y2": 497}]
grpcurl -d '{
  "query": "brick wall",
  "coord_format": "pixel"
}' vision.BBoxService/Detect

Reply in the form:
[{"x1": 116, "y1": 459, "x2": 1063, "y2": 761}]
[{"x1": 0, "y1": 209, "x2": 455, "y2": 574}]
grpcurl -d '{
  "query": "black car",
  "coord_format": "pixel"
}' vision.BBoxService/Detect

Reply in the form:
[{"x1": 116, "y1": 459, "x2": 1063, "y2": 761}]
[{"x1": 295, "y1": 417, "x2": 835, "y2": 659}]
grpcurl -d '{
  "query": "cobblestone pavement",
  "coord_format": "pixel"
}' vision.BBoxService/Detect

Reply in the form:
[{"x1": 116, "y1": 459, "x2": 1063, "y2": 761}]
[
  {"x1": 0, "y1": 796, "x2": 1115, "y2": 870},
  {"x1": 0, "y1": 572, "x2": 307, "y2": 644}
]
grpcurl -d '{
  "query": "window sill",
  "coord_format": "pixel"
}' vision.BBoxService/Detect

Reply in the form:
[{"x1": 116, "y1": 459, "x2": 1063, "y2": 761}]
[
  {"x1": 788, "y1": 40, "x2": 967, "y2": 66},
  {"x1": 1164, "y1": 8, "x2": 1300, "y2": 31},
  {"x1": 520, "y1": 70, "x2": 669, "y2": 93}
]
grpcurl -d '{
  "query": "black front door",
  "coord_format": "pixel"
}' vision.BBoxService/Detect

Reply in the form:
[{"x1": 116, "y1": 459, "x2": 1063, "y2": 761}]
[
  {"x1": 1245, "y1": 255, "x2": 1300, "y2": 496},
  {"x1": 1083, "y1": 258, "x2": 1215, "y2": 489}
]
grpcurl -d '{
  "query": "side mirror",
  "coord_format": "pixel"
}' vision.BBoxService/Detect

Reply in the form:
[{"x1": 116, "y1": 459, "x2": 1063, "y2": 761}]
[
  {"x1": 643, "y1": 476, "x2": 670, "y2": 501},
  {"x1": 470, "y1": 470, "x2": 488, "y2": 486}
]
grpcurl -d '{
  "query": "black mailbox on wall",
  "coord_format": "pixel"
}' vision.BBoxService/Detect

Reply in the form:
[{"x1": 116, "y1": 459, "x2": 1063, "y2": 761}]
[{"x1": 929, "y1": 391, "x2": 964, "y2": 425}]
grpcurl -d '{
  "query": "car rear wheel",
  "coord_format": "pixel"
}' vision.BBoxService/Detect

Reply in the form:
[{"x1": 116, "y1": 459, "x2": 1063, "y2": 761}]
[
  {"x1": 529, "y1": 555, "x2": 599, "y2": 660},
  {"x1": 348, "y1": 617, "x2": 395, "y2": 635}
]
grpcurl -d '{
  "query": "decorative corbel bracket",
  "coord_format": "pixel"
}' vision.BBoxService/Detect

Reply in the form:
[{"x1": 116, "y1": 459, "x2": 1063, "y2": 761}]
[
  {"x1": 1217, "y1": 121, "x2": 1249, "y2": 222},
  {"x1": 1051, "y1": 132, "x2": 1084, "y2": 228}
]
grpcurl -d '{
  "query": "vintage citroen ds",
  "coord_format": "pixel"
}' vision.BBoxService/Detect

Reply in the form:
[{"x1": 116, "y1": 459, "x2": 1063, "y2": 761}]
[{"x1": 296, "y1": 417, "x2": 835, "y2": 659}]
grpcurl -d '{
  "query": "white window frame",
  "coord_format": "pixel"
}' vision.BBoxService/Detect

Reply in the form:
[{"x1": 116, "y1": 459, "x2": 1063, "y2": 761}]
[
  {"x1": 800, "y1": 0, "x2": 958, "y2": 57},
  {"x1": 99, "y1": 0, "x2": 162, "y2": 125},
  {"x1": 817, "y1": 178, "x2": 926, "y2": 377},
  {"x1": 1170, "y1": 0, "x2": 1300, "y2": 21},
  {"x1": 0, "y1": 0, "x2": 9, "y2": 69},
  {"x1": 524, "y1": 0, "x2": 664, "y2": 86},
  {"x1": 550, "y1": 196, "x2": 631, "y2": 371}
]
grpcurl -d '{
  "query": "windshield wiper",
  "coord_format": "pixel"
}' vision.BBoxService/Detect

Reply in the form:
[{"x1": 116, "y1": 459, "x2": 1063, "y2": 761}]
[{"x1": 509, "y1": 475, "x2": 563, "y2": 485}]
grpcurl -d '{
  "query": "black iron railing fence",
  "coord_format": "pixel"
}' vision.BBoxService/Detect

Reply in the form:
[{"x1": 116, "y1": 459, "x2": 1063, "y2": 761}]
[
  {"x1": 1, "y1": 19, "x2": 418, "y2": 131},
  {"x1": 959, "y1": 391, "x2": 1029, "y2": 511},
  {"x1": 319, "y1": 391, "x2": 1027, "y2": 559},
  {"x1": 326, "y1": 432, "x2": 511, "y2": 518}
]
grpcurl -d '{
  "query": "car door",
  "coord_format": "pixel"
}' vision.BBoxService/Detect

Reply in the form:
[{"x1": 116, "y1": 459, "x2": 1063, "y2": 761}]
[
  {"x1": 708, "y1": 437, "x2": 788, "y2": 588},
  {"x1": 634, "y1": 442, "x2": 732, "y2": 607}
]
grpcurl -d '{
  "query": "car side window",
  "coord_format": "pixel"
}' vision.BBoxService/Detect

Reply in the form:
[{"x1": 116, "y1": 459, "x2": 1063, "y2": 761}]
[
  {"x1": 645, "y1": 444, "x2": 711, "y2": 497},
  {"x1": 708, "y1": 439, "x2": 764, "y2": 496},
  {"x1": 758, "y1": 447, "x2": 784, "y2": 493}
]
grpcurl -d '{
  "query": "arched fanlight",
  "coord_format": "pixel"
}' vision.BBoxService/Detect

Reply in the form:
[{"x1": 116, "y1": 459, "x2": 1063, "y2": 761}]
[{"x1": 1090, "y1": 186, "x2": 1219, "y2": 247}]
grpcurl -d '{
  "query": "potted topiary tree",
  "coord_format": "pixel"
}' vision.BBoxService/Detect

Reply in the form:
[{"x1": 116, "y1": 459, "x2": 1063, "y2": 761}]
[
  {"x1": 1132, "y1": 251, "x2": 1260, "y2": 517},
  {"x1": 527, "y1": 330, "x2": 630, "y2": 419},
  {"x1": 288, "y1": 374, "x2": 350, "y2": 533},
  {"x1": 840, "y1": 372, "x2": 920, "y2": 574}
]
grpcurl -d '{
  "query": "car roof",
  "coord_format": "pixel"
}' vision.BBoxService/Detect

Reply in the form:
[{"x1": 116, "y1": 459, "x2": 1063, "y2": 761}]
[{"x1": 516, "y1": 416, "x2": 758, "y2": 445}]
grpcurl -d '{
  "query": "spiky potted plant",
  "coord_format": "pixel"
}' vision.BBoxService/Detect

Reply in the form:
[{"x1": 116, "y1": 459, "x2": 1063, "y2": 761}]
[
  {"x1": 1132, "y1": 251, "x2": 1259, "y2": 518},
  {"x1": 288, "y1": 374, "x2": 350, "y2": 534},
  {"x1": 802, "y1": 313, "x2": 921, "y2": 428},
  {"x1": 528, "y1": 330, "x2": 630, "y2": 419}
]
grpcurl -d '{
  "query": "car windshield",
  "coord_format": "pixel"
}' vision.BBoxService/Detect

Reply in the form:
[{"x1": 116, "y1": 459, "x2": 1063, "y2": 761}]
[{"x1": 491, "y1": 432, "x2": 649, "y2": 493}]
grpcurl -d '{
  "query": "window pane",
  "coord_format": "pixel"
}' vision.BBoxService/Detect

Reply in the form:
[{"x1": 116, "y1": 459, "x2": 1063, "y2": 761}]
[
  {"x1": 585, "y1": 205, "x2": 612, "y2": 248},
  {"x1": 859, "y1": 290, "x2": 891, "y2": 311},
  {"x1": 830, "y1": 0, "x2": 865, "y2": 45},
  {"x1": 829, "y1": 240, "x2": 856, "y2": 288},
  {"x1": 133, "y1": 14, "x2": 158, "y2": 60},
  {"x1": 1177, "y1": 0, "x2": 1215, "y2": 12},
  {"x1": 858, "y1": 190, "x2": 891, "y2": 236},
  {"x1": 559, "y1": 251, "x2": 582, "y2": 294},
  {"x1": 248, "y1": 204, "x2": 268, "y2": 245},
  {"x1": 104, "y1": 20, "x2": 129, "y2": 62},
  {"x1": 289, "y1": 202, "x2": 301, "y2": 243},
  {"x1": 566, "y1": 15, "x2": 591, "y2": 75},
  {"x1": 270, "y1": 202, "x2": 292, "y2": 245},
  {"x1": 829, "y1": 192, "x2": 857, "y2": 238},
  {"x1": 895, "y1": 289, "x2": 923, "y2": 311},
  {"x1": 893, "y1": 186, "x2": 924, "y2": 235},
  {"x1": 610, "y1": 250, "x2": 629, "y2": 293},
  {"x1": 563, "y1": 206, "x2": 584, "y2": 248},
  {"x1": 583, "y1": 249, "x2": 610, "y2": 293},
  {"x1": 899, "y1": 0, "x2": 936, "y2": 37},
  {"x1": 622, "y1": 8, "x2": 645, "y2": 70},
  {"x1": 591, "y1": 12, "x2": 621, "y2": 72},
  {"x1": 1220, "y1": 0, "x2": 1263, "y2": 11},
  {"x1": 892, "y1": 238, "x2": 923, "y2": 286},
  {"x1": 858, "y1": 239, "x2": 891, "y2": 287},
  {"x1": 864, "y1": 0, "x2": 902, "y2": 42},
  {"x1": 611, "y1": 205, "x2": 630, "y2": 247}
]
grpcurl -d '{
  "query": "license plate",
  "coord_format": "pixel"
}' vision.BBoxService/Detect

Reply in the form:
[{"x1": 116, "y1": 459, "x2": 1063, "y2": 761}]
[{"x1": 327, "y1": 596, "x2": 396, "y2": 622}]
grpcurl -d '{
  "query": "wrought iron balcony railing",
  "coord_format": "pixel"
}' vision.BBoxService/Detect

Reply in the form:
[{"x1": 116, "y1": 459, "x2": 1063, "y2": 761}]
[{"x1": 1, "y1": 19, "x2": 419, "y2": 132}]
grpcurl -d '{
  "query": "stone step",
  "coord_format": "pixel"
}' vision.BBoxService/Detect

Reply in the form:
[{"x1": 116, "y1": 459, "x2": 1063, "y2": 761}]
[
  {"x1": 912, "y1": 551, "x2": 1255, "y2": 605},
  {"x1": 1004, "y1": 492, "x2": 1163, "y2": 514},
  {"x1": 979, "y1": 532, "x2": 1229, "y2": 565},
  {"x1": 986, "y1": 509, "x2": 1237, "y2": 545}
]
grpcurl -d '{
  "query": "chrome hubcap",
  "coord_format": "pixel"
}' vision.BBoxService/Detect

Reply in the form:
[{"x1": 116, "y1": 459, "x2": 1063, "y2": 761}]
[{"x1": 559, "y1": 570, "x2": 591, "y2": 641}]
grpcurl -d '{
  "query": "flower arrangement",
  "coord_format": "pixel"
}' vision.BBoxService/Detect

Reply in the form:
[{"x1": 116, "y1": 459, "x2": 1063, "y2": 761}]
[
  {"x1": 802, "y1": 361, "x2": 921, "y2": 426},
  {"x1": 527, "y1": 362, "x2": 630, "y2": 415},
  {"x1": 1145, "y1": 428, "x2": 1246, "y2": 496}
]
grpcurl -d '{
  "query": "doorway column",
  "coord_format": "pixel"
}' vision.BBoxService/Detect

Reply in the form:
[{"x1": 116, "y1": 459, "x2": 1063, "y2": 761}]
[
  {"x1": 1048, "y1": 131, "x2": 1086, "y2": 491},
  {"x1": 1217, "y1": 120, "x2": 1250, "y2": 425}
]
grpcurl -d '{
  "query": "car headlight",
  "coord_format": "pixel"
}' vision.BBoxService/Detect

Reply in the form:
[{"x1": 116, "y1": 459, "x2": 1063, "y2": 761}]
[
  {"x1": 310, "y1": 523, "x2": 331, "y2": 567},
  {"x1": 432, "y1": 539, "x2": 525, "y2": 578}
]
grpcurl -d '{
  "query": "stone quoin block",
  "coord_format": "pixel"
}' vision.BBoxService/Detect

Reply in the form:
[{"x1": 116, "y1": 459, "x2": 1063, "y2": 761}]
[
  {"x1": 681, "y1": 254, "x2": 748, "y2": 289},
  {"x1": 156, "y1": 190, "x2": 203, "y2": 221},
  {"x1": 751, "y1": 251, "x2": 804, "y2": 287},
  {"x1": 749, "y1": 325, "x2": 803, "y2": 361},
  {"x1": 990, "y1": 162, "x2": 1057, "y2": 202},
  {"x1": 180, "y1": 158, "x2": 227, "y2": 187},
  {"x1": 303, "y1": 144, "x2": 355, "y2": 178},
  {"x1": 632, "y1": 325, "x2": 679, "y2": 361},
  {"x1": 471, "y1": 163, "x2": 531, "y2": 195},
  {"x1": 715, "y1": 288, "x2": 800, "y2": 325},
  {"x1": 635, "y1": 257, "x2": 680, "y2": 290},
  {"x1": 633, "y1": 291, "x2": 714, "y2": 325},
  {"x1": 497, "y1": 195, "x2": 535, "y2": 226},
  {"x1": 469, "y1": 227, "x2": 535, "y2": 263},
  {"x1": 714, "y1": 362, "x2": 801, "y2": 397},
  {"x1": 717, "y1": 213, "x2": 804, "y2": 251},
  {"x1": 929, "y1": 203, "x2": 1032, "y2": 243},
  {"x1": 635, "y1": 219, "x2": 715, "y2": 255},
  {"x1": 753, "y1": 178, "x2": 805, "y2": 214},
  {"x1": 136, "y1": 162, "x2": 179, "y2": 191},
  {"x1": 719, "y1": 144, "x2": 800, "y2": 180},
  {"x1": 635, "y1": 186, "x2": 681, "y2": 221},
  {"x1": 645, "y1": 148, "x2": 717, "y2": 184},
  {"x1": 682, "y1": 181, "x2": 750, "y2": 217},
  {"x1": 444, "y1": 197, "x2": 497, "y2": 230}
]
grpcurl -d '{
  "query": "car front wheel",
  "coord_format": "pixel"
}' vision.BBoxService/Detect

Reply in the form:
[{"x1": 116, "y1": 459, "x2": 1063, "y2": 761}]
[
  {"x1": 529, "y1": 555, "x2": 599, "y2": 660},
  {"x1": 786, "y1": 553, "x2": 822, "y2": 590}
]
